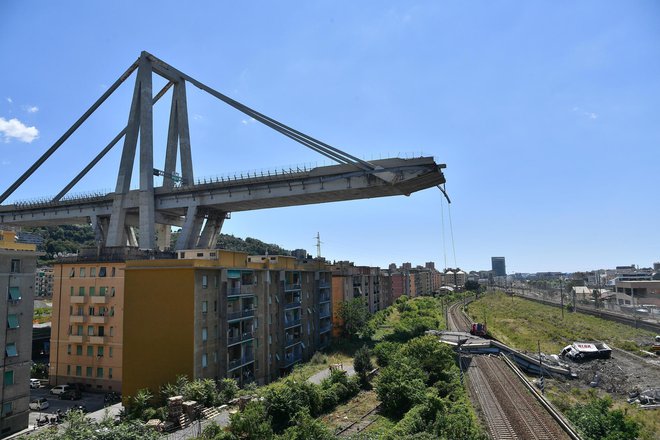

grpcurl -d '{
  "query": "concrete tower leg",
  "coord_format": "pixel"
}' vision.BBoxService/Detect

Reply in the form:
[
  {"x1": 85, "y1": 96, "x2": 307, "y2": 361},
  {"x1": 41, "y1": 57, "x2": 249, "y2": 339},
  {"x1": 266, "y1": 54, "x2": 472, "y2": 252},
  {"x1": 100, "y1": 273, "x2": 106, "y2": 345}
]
[
  {"x1": 196, "y1": 214, "x2": 225, "y2": 249},
  {"x1": 137, "y1": 56, "x2": 155, "y2": 250},
  {"x1": 156, "y1": 224, "x2": 171, "y2": 250}
]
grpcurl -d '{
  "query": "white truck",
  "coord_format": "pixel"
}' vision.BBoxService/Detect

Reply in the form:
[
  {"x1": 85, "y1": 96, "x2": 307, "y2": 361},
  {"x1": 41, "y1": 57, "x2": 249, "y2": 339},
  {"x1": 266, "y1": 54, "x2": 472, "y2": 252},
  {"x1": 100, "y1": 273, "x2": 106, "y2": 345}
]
[{"x1": 560, "y1": 341, "x2": 612, "y2": 361}]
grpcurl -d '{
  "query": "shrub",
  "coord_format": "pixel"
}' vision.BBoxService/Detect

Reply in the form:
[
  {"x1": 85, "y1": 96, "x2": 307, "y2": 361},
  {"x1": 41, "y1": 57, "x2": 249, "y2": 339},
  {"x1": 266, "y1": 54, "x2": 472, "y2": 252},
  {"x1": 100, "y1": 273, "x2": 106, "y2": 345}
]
[
  {"x1": 373, "y1": 341, "x2": 402, "y2": 368},
  {"x1": 375, "y1": 358, "x2": 427, "y2": 417}
]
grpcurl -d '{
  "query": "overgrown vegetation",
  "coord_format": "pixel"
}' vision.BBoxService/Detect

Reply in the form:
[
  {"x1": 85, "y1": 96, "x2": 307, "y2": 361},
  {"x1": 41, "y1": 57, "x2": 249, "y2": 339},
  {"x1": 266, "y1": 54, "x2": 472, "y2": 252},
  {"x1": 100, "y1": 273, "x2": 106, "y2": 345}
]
[
  {"x1": 467, "y1": 291, "x2": 657, "y2": 354},
  {"x1": 567, "y1": 396, "x2": 640, "y2": 440}
]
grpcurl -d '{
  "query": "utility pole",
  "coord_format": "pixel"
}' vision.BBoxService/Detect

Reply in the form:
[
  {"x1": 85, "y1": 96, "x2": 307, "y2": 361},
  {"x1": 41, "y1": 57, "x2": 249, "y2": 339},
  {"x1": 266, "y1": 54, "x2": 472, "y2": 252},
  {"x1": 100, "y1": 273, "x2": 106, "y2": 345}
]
[
  {"x1": 538, "y1": 340, "x2": 545, "y2": 395},
  {"x1": 560, "y1": 277, "x2": 564, "y2": 319},
  {"x1": 315, "y1": 232, "x2": 322, "y2": 258}
]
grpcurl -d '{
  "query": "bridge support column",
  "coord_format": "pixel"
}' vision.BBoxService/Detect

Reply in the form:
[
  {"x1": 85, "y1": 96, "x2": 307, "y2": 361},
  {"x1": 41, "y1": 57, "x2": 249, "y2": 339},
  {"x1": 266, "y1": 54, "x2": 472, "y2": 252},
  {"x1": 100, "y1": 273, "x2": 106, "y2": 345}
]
[
  {"x1": 156, "y1": 224, "x2": 172, "y2": 250},
  {"x1": 196, "y1": 214, "x2": 225, "y2": 249}
]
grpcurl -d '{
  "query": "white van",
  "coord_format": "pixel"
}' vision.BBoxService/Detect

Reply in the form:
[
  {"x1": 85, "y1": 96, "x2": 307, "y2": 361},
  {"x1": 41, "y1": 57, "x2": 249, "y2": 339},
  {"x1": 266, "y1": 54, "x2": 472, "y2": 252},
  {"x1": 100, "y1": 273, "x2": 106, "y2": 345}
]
[{"x1": 49, "y1": 384, "x2": 70, "y2": 395}]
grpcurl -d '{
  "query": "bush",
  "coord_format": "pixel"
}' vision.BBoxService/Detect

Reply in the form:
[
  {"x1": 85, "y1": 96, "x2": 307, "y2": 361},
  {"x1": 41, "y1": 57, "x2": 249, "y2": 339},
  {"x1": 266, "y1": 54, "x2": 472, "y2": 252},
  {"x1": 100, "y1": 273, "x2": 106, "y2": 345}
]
[
  {"x1": 375, "y1": 358, "x2": 427, "y2": 417},
  {"x1": 567, "y1": 396, "x2": 640, "y2": 440},
  {"x1": 401, "y1": 335, "x2": 456, "y2": 385},
  {"x1": 229, "y1": 401, "x2": 273, "y2": 439},
  {"x1": 263, "y1": 380, "x2": 322, "y2": 433},
  {"x1": 373, "y1": 341, "x2": 402, "y2": 368},
  {"x1": 353, "y1": 344, "x2": 373, "y2": 386}
]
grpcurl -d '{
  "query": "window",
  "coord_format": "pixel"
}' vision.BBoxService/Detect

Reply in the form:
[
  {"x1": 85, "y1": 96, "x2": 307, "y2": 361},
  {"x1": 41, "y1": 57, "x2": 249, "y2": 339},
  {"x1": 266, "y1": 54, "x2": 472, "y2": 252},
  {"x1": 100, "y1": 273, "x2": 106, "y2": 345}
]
[
  {"x1": 89, "y1": 307, "x2": 95, "y2": 316},
  {"x1": 80, "y1": 268, "x2": 86, "y2": 278},
  {"x1": 79, "y1": 287, "x2": 85, "y2": 296},
  {"x1": 202, "y1": 275, "x2": 208, "y2": 288},
  {"x1": 99, "y1": 287, "x2": 106, "y2": 296},
  {"x1": 98, "y1": 326, "x2": 105, "y2": 337},
  {"x1": 75, "y1": 345, "x2": 82, "y2": 356},
  {"x1": 111, "y1": 267, "x2": 116, "y2": 277},
  {"x1": 109, "y1": 368, "x2": 113, "y2": 379},
  {"x1": 67, "y1": 365, "x2": 71, "y2": 375},
  {"x1": 70, "y1": 267, "x2": 76, "y2": 277},
  {"x1": 202, "y1": 353, "x2": 208, "y2": 368},
  {"x1": 67, "y1": 344, "x2": 71, "y2": 355},
  {"x1": 2, "y1": 402, "x2": 13, "y2": 417},
  {"x1": 4, "y1": 370, "x2": 14, "y2": 385},
  {"x1": 75, "y1": 366, "x2": 82, "y2": 376},
  {"x1": 202, "y1": 328, "x2": 208, "y2": 342},
  {"x1": 89, "y1": 286, "x2": 95, "y2": 296},
  {"x1": 197, "y1": 252, "x2": 204, "y2": 257},
  {"x1": 7, "y1": 314, "x2": 19, "y2": 329},
  {"x1": 90, "y1": 267, "x2": 96, "y2": 277},
  {"x1": 202, "y1": 301, "x2": 208, "y2": 313},
  {"x1": 8, "y1": 287, "x2": 21, "y2": 301},
  {"x1": 86, "y1": 367, "x2": 93, "y2": 377},
  {"x1": 110, "y1": 306, "x2": 115, "y2": 316},
  {"x1": 87, "y1": 326, "x2": 94, "y2": 336},
  {"x1": 98, "y1": 346, "x2": 104, "y2": 357},
  {"x1": 214, "y1": 275, "x2": 219, "y2": 288},
  {"x1": 97, "y1": 367, "x2": 103, "y2": 378},
  {"x1": 5, "y1": 343, "x2": 17, "y2": 357},
  {"x1": 268, "y1": 335, "x2": 272, "y2": 344},
  {"x1": 214, "y1": 301, "x2": 217, "y2": 312},
  {"x1": 87, "y1": 346, "x2": 93, "y2": 357},
  {"x1": 109, "y1": 347, "x2": 113, "y2": 358},
  {"x1": 99, "y1": 267, "x2": 107, "y2": 277},
  {"x1": 109, "y1": 326, "x2": 114, "y2": 337},
  {"x1": 76, "y1": 325, "x2": 83, "y2": 336},
  {"x1": 10, "y1": 259, "x2": 21, "y2": 273},
  {"x1": 70, "y1": 286, "x2": 74, "y2": 296},
  {"x1": 111, "y1": 287, "x2": 115, "y2": 297}
]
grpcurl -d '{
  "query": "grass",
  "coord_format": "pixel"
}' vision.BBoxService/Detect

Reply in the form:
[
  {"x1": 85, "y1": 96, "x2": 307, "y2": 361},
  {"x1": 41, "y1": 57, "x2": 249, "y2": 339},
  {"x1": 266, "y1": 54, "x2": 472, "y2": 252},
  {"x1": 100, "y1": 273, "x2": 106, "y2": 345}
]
[
  {"x1": 467, "y1": 292, "x2": 657, "y2": 354},
  {"x1": 320, "y1": 389, "x2": 394, "y2": 435},
  {"x1": 33, "y1": 307, "x2": 52, "y2": 324}
]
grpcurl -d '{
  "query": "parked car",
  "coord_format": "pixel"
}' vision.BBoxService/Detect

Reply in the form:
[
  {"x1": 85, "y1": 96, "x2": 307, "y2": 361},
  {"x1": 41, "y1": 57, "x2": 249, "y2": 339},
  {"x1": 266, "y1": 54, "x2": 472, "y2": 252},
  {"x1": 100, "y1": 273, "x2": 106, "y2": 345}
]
[
  {"x1": 49, "y1": 384, "x2": 70, "y2": 395},
  {"x1": 59, "y1": 389, "x2": 82, "y2": 400},
  {"x1": 30, "y1": 378, "x2": 41, "y2": 389},
  {"x1": 29, "y1": 398, "x2": 49, "y2": 411}
]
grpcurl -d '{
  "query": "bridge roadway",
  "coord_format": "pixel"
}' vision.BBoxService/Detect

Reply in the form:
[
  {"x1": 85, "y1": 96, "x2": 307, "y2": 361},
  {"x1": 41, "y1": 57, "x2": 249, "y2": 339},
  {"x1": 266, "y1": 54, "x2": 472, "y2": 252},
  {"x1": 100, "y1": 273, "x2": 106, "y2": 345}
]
[{"x1": 0, "y1": 156, "x2": 444, "y2": 228}]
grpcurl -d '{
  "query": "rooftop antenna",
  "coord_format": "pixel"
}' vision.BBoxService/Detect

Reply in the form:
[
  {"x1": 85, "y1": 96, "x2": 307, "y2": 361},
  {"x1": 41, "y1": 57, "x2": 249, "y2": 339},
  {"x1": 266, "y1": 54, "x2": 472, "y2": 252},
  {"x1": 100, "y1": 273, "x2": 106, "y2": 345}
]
[{"x1": 315, "y1": 232, "x2": 322, "y2": 258}]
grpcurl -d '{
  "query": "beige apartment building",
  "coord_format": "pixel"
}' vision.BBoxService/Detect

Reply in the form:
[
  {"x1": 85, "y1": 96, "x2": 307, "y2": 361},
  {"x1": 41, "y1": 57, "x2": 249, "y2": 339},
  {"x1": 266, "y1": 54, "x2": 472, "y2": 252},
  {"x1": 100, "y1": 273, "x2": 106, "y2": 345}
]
[
  {"x1": 49, "y1": 261, "x2": 124, "y2": 392},
  {"x1": 121, "y1": 250, "x2": 332, "y2": 399},
  {"x1": 1, "y1": 230, "x2": 40, "y2": 437}
]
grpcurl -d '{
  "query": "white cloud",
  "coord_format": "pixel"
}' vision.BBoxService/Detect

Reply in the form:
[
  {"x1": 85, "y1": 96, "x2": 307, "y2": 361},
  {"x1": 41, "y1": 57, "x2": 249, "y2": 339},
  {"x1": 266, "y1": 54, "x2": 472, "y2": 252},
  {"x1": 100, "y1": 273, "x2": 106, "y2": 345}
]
[
  {"x1": 0, "y1": 117, "x2": 39, "y2": 143},
  {"x1": 24, "y1": 105, "x2": 39, "y2": 113},
  {"x1": 6, "y1": 97, "x2": 12, "y2": 104},
  {"x1": 241, "y1": 117, "x2": 256, "y2": 125},
  {"x1": 571, "y1": 106, "x2": 598, "y2": 120},
  {"x1": 192, "y1": 114, "x2": 204, "y2": 121},
  {"x1": 1, "y1": 160, "x2": 9, "y2": 165}
]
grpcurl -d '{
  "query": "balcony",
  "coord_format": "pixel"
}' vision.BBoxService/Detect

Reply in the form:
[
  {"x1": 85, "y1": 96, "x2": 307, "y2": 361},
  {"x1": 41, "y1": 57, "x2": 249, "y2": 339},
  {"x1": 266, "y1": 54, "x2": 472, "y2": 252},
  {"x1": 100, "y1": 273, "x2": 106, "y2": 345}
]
[
  {"x1": 228, "y1": 353, "x2": 255, "y2": 371},
  {"x1": 227, "y1": 331, "x2": 254, "y2": 347},
  {"x1": 319, "y1": 324, "x2": 332, "y2": 334},
  {"x1": 319, "y1": 309, "x2": 331, "y2": 319},
  {"x1": 319, "y1": 281, "x2": 330, "y2": 289},
  {"x1": 227, "y1": 308, "x2": 255, "y2": 322},
  {"x1": 90, "y1": 295, "x2": 108, "y2": 304},
  {"x1": 284, "y1": 300, "x2": 301, "y2": 310},
  {"x1": 89, "y1": 315, "x2": 107, "y2": 324},
  {"x1": 319, "y1": 293, "x2": 331, "y2": 303},
  {"x1": 88, "y1": 336, "x2": 105, "y2": 344},
  {"x1": 282, "y1": 352, "x2": 303, "y2": 367},
  {"x1": 69, "y1": 335, "x2": 83, "y2": 343},
  {"x1": 284, "y1": 282, "x2": 301, "y2": 292},
  {"x1": 284, "y1": 318, "x2": 301, "y2": 329},
  {"x1": 284, "y1": 334, "x2": 302, "y2": 347},
  {"x1": 228, "y1": 284, "x2": 255, "y2": 297},
  {"x1": 70, "y1": 296, "x2": 85, "y2": 304},
  {"x1": 69, "y1": 315, "x2": 84, "y2": 323}
]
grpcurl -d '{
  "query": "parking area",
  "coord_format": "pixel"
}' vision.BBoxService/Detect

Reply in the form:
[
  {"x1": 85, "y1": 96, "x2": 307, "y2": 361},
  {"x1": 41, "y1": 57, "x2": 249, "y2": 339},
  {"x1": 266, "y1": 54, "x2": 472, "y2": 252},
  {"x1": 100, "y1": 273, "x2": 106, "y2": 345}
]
[{"x1": 28, "y1": 386, "x2": 106, "y2": 427}]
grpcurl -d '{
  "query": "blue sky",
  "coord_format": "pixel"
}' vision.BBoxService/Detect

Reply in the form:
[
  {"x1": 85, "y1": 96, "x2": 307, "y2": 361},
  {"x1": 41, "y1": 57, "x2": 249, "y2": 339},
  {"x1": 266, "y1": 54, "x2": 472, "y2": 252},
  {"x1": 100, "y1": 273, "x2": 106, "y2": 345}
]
[{"x1": 1, "y1": 1, "x2": 659, "y2": 273}]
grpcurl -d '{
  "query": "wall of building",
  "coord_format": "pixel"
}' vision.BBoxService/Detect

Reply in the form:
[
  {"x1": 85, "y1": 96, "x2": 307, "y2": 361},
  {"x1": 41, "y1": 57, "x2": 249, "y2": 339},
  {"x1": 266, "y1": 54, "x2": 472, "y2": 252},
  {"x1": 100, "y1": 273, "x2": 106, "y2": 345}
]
[
  {"x1": 1, "y1": 234, "x2": 38, "y2": 437},
  {"x1": 49, "y1": 262, "x2": 125, "y2": 392}
]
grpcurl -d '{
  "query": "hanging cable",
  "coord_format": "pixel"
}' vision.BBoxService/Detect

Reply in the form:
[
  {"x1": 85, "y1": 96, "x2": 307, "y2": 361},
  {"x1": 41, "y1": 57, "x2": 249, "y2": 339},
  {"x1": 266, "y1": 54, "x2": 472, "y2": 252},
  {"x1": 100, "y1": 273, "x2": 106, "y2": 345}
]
[
  {"x1": 440, "y1": 191, "x2": 447, "y2": 271},
  {"x1": 448, "y1": 200, "x2": 457, "y2": 268}
]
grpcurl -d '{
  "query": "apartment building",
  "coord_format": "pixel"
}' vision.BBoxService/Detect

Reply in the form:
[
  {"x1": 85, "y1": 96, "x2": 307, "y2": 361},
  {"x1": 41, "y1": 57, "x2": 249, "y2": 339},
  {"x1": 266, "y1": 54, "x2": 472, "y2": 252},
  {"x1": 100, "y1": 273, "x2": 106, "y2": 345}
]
[
  {"x1": 121, "y1": 250, "x2": 332, "y2": 399},
  {"x1": 35, "y1": 266, "x2": 54, "y2": 297},
  {"x1": 49, "y1": 261, "x2": 124, "y2": 392},
  {"x1": 1, "y1": 230, "x2": 39, "y2": 437}
]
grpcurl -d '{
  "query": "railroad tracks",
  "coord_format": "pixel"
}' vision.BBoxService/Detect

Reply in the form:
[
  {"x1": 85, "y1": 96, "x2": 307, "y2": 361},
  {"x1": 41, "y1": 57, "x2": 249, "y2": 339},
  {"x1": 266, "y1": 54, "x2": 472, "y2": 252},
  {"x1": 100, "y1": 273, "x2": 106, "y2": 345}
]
[
  {"x1": 449, "y1": 301, "x2": 580, "y2": 439},
  {"x1": 334, "y1": 404, "x2": 381, "y2": 437}
]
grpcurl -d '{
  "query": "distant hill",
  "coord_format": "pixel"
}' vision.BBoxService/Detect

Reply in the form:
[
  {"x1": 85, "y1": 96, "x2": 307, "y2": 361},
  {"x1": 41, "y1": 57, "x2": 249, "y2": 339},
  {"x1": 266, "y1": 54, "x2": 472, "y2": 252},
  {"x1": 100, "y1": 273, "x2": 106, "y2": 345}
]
[{"x1": 23, "y1": 225, "x2": 291, "y2": 260}]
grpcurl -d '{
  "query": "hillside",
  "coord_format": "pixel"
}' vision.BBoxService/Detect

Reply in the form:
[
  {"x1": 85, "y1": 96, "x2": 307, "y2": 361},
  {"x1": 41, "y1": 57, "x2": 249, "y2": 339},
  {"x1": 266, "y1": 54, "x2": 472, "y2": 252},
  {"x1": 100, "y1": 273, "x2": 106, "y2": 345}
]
[{"x1": 23, "y1": 225, "x2": 292, "y2": 260}]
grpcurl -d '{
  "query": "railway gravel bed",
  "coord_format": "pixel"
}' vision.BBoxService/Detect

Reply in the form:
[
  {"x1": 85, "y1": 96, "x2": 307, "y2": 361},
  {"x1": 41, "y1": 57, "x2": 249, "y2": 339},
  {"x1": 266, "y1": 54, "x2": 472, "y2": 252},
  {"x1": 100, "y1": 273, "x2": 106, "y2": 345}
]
[{"x1": 466, "y1": 356, "x2": 571, "y2": 440}]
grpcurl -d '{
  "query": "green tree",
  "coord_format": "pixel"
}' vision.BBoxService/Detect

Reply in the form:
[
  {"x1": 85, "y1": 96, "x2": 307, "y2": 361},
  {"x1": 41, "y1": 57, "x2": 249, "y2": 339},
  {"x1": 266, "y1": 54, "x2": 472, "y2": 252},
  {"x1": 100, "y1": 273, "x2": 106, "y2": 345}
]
[
  {"x1": 276, "y1": 410, "x2": 334, "y2": 440},
  {"x1": 353, "y1": 344, "x2": 373, "y2": 386},
  {"x1": 229, "y1": 401, "x2": 273, "y2": 439},
  {"x1": 401, "y1": 335, "x2": 455, "y2": 385},
  {"x1": 373, "y1": 341, "x2": 402, "y2": 368},
  {"x1": 567, "y1": 396, "x2": 640, "y2": 440},
  {"x1": 263, "y1": 379, "x2": 322, "y2": 433},
  {"x1": 375, "y1": 358, "x2": 427, "y2": 417},
  {"x1": 336, "y1": 298, "x2": 372, "y2": 338}
]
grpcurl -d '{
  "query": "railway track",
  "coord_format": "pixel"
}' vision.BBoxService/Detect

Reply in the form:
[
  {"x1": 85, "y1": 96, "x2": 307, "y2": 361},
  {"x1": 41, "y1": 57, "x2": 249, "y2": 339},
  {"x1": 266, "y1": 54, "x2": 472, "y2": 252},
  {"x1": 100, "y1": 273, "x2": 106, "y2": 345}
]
[
  {"x1": 449, "y1": 301, "x2": 579, "y2": 440},
  {"x1": 334, "y1": 404, "x2": 380, "y2": 437}
]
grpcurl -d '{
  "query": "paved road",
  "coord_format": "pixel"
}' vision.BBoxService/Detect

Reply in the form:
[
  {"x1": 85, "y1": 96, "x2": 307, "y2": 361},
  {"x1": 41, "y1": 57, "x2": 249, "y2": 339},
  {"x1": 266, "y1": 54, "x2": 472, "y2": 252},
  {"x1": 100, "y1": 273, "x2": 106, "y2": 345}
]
[{"x1": 308, "y1": 364, "x2": 355, "y2": 385}]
